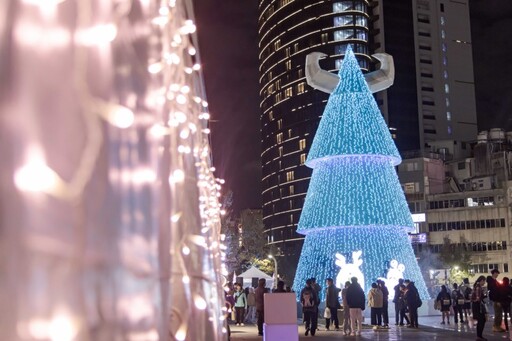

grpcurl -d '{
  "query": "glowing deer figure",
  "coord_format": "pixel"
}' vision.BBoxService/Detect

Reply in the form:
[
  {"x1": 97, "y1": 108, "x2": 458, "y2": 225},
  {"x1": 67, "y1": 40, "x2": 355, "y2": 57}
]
[{"x1": 335, "y1": 250, "x2": 365, "y2": 290}]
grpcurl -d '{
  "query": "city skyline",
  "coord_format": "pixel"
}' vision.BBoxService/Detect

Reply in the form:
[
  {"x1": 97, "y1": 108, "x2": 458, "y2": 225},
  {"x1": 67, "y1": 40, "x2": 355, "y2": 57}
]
[{"x1": 195, "y1": 0, "x2": 512, "y2": 213}]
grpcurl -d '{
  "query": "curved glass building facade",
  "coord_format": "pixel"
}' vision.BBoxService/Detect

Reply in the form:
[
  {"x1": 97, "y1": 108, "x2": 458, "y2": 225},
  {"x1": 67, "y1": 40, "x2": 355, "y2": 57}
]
[{"x1": 258, "y1": 0, "x2": 373, "y2": 261}]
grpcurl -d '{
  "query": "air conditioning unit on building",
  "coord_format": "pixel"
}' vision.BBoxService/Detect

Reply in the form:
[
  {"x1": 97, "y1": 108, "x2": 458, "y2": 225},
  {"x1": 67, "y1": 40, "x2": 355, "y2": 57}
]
[{"x1": 470, "y1": 177, "x2": 493, "y2": 191}]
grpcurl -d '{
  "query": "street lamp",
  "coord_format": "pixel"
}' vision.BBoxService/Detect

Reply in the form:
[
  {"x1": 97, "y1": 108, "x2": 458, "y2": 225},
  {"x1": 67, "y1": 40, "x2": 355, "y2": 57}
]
[{"x1": 268, "y1": 254, "x2": 278, "y2": 289}]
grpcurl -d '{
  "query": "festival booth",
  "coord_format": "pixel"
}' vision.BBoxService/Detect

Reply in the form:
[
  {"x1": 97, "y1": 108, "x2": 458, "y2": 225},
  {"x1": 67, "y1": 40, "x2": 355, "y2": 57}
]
[{"x1": 237, "y1": 266, "x2": 274, "y2": 289}]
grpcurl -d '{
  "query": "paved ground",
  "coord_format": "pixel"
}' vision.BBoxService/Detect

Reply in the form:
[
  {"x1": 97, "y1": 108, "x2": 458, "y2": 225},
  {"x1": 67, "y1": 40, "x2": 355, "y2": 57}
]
[{"x1": 230, "y1": 316, "x2": 511, "y2": 340}]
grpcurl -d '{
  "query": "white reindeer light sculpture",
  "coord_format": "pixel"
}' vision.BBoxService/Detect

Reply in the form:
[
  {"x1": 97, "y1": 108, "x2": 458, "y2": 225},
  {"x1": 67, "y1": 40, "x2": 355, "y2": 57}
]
[{"x1": 335, "y1": 250, "x2": 365, "y2": 290}]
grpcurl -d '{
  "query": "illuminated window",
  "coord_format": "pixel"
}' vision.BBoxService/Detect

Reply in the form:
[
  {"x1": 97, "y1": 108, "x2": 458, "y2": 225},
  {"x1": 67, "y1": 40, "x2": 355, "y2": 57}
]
[
  {"x1": 297, "y1": 82, "x2": 305, "y2": 94},
  {"x1": 321, "y1": 33, "x2": 328, "y2": 43},
  {"x1": 277, "y1": 133, "x2": 283, "y2": 144},
  {"x1": 268, "y1": 111, "x2": 274, "y2": 121},
  {"x1": 288, "y1": 129, "x2": 292, "y2": 138},
  {"x1": 285, "y1": 60, "x2": 291, "y2": 70},
  {"x1": 285, "y1": 47, "x2": 290, "y2": 57},
  {"x1": 285, "y1": 87, "x2": 292, "y2": 98},
  {"x1": 286, "y1": 171, "x2": 294, "y2": 182},
  {"x1": 444, "y1": 84, "x2": 449, "y2": 93},
  {"x1": 277, "y1": 119, "x2": 282, "y2": 129},
  {"x1": 299, "y1": 139, "x2": 306, "y2": 150},
  {"x1": 289, "y1": 185, "x2": 295, "y2": 195},
  {"x1": 274, "y1": 39, "x2": 281, "y2": 51},
  {"x1": 446, "y1": 111, "x2": 451, "y2": 121},
  {"x1": 300, "y1": 153, "x2": 306, "y2": 164},
  {"x1": 294, "y1": 43, "x2": 299, "y2": 53},
  {"x1": 275, "y1": 92, "x2": 282, "y2": 102},
  {"x1": 279, "y1": 146, "x2": 283, "y2": 157},
  {"x1": 289, "y1": 213, "x2": 293, "y2": 223},
  {"x1": 276, "y1": 79, "x2": 282, "y2": 90}
]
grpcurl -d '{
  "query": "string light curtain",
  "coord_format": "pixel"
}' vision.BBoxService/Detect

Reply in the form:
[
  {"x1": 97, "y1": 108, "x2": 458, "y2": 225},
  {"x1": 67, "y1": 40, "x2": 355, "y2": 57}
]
[
  {"x1": 292, "y1": 47, "x2": 429, "y2": 299},
  {"x1": 0, "y1": 0, "x2": 226, "y2": 340}
]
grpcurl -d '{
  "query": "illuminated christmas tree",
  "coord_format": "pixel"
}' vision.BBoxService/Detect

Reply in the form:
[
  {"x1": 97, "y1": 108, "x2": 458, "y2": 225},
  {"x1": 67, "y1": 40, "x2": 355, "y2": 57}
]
[{"x1": 293, "y1": 47, "x2": 429, "y2": 299}]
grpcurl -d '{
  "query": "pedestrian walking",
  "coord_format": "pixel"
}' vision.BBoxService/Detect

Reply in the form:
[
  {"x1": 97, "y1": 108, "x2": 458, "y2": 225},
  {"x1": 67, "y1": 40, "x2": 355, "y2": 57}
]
[
  {"x1": 472, "y1": 275, "x2": 488, "y2": 340},
  {"x1": 244, "y1": 287, "x2": 256, "y2": 324},
  {"x1": 324, "y1": 278, "x2": 341, "y2": 331},
  {"x1": 301, "y1": 279, "x2": 319, "y2": 336},
  {"x1": 346, "y1": 277, "x2": 365, "y2": 336},
  {"x1": 233, "y1": 283, "x2": 247, "y2": 326}
]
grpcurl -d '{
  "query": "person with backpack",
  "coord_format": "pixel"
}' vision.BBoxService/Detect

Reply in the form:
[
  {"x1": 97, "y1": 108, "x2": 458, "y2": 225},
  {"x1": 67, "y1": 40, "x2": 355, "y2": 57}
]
[
  {"x1": 233, "y1": 283, "x2": 247, "y2": 326},
  {"x1": 300, "y1": 279, "x2": 318, "y2": 336},
  {"x1": 451, "y1": 283, "x2": 465, "y2": 324},
  {"x1": 459, "y1": 278, "x2": 472, "y2": 322},
  {"x1": 404, "y1": 279, "x2": 421, "y2": 328},
  {"x1": 368, "y1": 282, "x2": 384, "y2": 329},
  {"x1": 436, "y1": 285, "x2": 452, "y2": 324}
]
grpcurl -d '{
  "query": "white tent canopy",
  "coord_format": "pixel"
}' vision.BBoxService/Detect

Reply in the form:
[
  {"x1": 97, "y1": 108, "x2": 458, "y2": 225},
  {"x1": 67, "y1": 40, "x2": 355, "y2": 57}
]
[{"x1": 236, "y1": 266, "x2": 274, "y2": 288}]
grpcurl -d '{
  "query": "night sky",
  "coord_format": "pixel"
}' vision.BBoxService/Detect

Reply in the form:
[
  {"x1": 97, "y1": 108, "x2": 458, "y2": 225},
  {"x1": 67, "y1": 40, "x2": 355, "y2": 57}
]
[{"x1": 194, "y1": 0, "x2": 512, "y2": 213}]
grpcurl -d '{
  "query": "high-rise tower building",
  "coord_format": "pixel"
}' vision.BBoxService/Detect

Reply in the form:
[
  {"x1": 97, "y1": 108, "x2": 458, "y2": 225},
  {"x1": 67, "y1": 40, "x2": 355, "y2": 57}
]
[{"x1": 258, "y1": 0, "x2": 477, "y2": 275}]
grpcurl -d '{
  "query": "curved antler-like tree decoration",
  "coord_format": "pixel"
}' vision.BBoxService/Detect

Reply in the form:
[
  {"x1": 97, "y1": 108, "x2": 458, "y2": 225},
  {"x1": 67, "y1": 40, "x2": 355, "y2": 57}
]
[{"x1": 305, "y1": 52, "x2": 395, "y2": 93}]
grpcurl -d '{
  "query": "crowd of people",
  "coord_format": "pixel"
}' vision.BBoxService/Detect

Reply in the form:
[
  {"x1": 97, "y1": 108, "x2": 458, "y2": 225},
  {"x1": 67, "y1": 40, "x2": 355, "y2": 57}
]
[
  {"x1": 225, "y1": 269, "x2": 509, "y2": 341},
  {"x1": 298, "y1": 276, "x2": 422, "y2": 336}
]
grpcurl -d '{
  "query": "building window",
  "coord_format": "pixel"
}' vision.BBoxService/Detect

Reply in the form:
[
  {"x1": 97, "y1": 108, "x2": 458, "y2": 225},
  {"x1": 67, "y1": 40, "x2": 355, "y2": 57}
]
[
  {"x1": 278, "y1": 146, "x2": 283, "y2": 157},
  {"x1": 286, "y1": 171, "x2": 294, "y2": 182},
  {"x1": 277, "y1": 119, "x2": 282, "y2": 129},
  {"x1": 321, "y1": 33, "x2": 328, "y2": 43},
  {"x1": 446, "y1": 111, "x2": 451, "y2": 121},
  {"x1": 268, "y1": 111, "x2": 274, "y2": 121},
  {"x1": 297, "y1": 82, "x2": 305, "y2": 94},
  {"x1": 285, "y1": 87, "x2": 292, "y2": 98},
  {"x1": 288, "y1": 129, "x2": 292, "y2": 138},
  {"x1": 289, "y1": 185, "x2": 294, "y2": 195},
  {"x1": 300, "y1": 153, "x2": 306, "y2": 165},
  {"x1": 289, "y1": 213, "x2": 293, "y2": 223},
  {"x1": 274, "y1": 39, "x2": 281, "y2": 51},
  {"x1": 276, "y1": 132, "x2": 283, "y2": 144},
  {"x1": 285, "y1": 60, "x2": 291, "y2": 70},
  {"x1": 299, "y1": 139, "x2": 306, "y2": 150}
]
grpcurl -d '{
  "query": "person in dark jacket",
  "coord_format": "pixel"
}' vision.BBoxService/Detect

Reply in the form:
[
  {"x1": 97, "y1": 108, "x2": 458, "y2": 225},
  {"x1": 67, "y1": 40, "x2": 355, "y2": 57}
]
[
  {"x1": 501, "y1": 277, "x2": 512, "y2": 331},
  {"x1": 273, "y1": 280, "x2": 286, "y2": 293},
  {"x1": 377, "y1": 280, "x2": 390, "y2": 328},
  {"x1": 346, "y1": 277, "x2": 365, "y2": 336},
  {"x1": 487, "y1": 268, "x2": 505, "y2": 332},
  {"x1": 472, "y1": 276, "x2": 488, "y2": 340},
  {"x1": 254, "y1": 278, "x2": 269, "y2": 336},
  {"x1": 404, "y1": 280, "x2": 421, "y2": 328},
  {"x1": 393, "y1": 279, "x2": 405, "y2": 325},
  {"x1": 436, "y1": 285, "x2": 451, "y2": 324},
  {"x1": 325, "y1": 278, "x2": 341, "y2": 330},
  {"x1": 300, "y1": 279, "x2": 319, "y2": 336}
]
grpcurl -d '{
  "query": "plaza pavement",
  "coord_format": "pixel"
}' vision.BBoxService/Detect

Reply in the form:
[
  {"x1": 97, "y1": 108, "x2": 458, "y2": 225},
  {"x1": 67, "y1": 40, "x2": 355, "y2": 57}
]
[{"x1": 230, "y1": 316, "x2": 510, "y2": 340}]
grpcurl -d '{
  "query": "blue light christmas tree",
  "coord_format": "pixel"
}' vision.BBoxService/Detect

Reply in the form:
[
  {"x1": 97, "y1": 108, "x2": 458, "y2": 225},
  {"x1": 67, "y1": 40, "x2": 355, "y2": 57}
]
[{"x1": 293, "y1": 47, "x2": 429, "y2": 299}]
